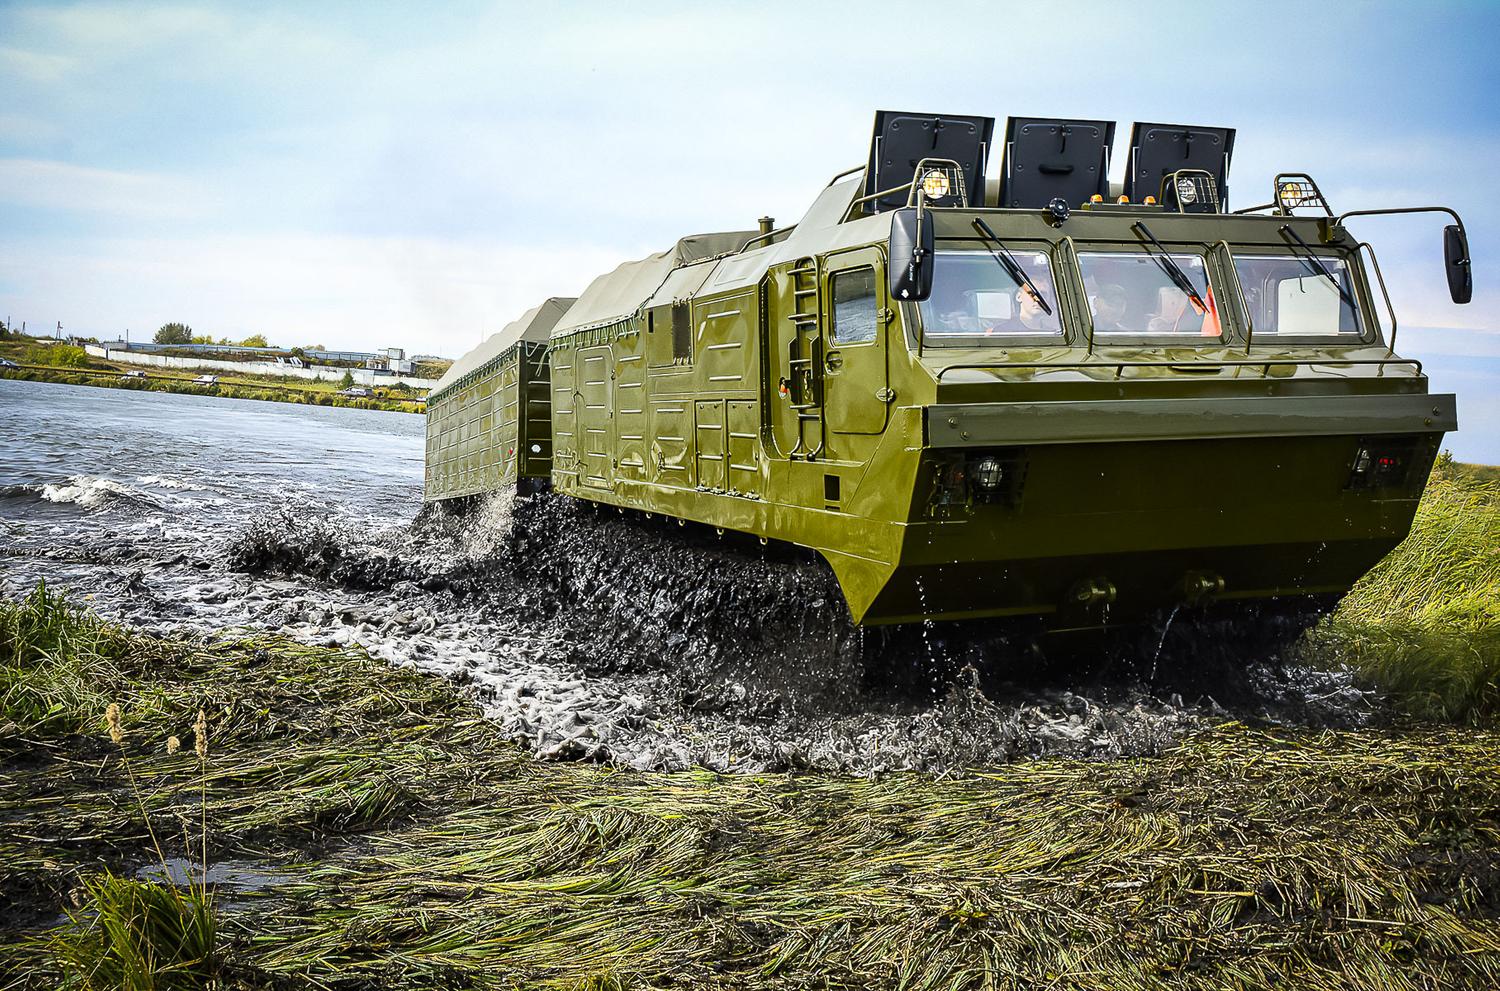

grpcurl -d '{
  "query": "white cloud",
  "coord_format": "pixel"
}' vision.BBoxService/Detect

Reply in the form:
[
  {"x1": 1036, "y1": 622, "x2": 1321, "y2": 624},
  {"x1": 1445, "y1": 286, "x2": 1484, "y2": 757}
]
[
  {"x1": 0, "y1": 158, "x2": 219, "y2": 219},
  {"x1": 0, "y1": 0, "x2": 1495, "y2": 365},
  {"x1": 0, "y1": 44, "x2": 76, "y2": 83}
]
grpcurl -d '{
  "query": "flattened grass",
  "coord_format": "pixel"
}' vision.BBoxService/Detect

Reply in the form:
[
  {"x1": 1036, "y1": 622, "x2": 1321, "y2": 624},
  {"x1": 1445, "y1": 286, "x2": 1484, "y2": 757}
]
[
  {"x1": 2, "y1": 589, "x2": 1497, "y2": 990},
  {"x1": 1311, "y1": 456, "x2": 1500, "y2": 722}
]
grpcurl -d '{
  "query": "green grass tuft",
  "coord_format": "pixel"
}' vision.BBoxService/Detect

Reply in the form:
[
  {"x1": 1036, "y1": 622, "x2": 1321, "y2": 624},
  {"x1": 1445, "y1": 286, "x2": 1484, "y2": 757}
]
[
  {"x1": 0, "y1": 582, "x2": 132, "y2": 736},
  {"x1": 50, "y1": 871, "x2": 218, "y2": 991},
  {"x1": 1311, "y1": 457, "x2": 1500, "y2": 722}
]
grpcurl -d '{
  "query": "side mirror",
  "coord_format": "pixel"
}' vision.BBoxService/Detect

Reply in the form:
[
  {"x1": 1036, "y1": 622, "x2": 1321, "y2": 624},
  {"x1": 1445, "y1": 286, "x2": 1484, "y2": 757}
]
[
  {"x1": 1444, "y1": 224, "x2": 1472, "y2": 304},
  {"x1": 888, "y1": 208, "x2": 934, "y2": 302}
]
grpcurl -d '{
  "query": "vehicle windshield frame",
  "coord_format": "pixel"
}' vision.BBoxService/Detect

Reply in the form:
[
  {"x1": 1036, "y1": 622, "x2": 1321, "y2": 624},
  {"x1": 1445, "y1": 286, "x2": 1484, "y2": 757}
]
[
  {"x1": 908, "y1": 241, "x2": 1068, "y2": 349},
  {"x1": 1228, "y1": 248, "x2": 1375, "y2": 345},
  {"x1": 1073, "y1": 245, "x2": 1228, "y2": 345}
]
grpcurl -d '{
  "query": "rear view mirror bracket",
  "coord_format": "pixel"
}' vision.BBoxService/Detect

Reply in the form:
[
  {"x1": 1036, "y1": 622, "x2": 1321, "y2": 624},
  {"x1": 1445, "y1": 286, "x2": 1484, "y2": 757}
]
[{"x1": 1327, "y1": 206, "x2": 1473, "y2": 305}]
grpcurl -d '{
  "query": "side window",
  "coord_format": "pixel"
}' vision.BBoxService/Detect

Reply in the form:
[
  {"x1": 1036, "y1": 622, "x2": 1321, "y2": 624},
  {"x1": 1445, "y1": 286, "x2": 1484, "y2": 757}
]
[
  {"x1": 671, "y1": 301, "x2": 692, "y2": 361},
  {"x1": 1276, "y1": 276, "x2": 1345, "y2": 334},
  {"x1": 1231, "y1": 255, "x2": 1363, "y2": 336},
  {"x1": 832, "y1": 267, "x2": 878, "y2": 344}
]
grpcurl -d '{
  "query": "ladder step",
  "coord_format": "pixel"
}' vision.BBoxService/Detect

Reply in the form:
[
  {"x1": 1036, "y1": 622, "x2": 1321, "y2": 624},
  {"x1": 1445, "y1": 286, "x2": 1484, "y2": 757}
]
[
  {"x1": 793, "y1": 288, "x2": 816, "y2": 297},
  {"x1": 789, "y1": 358, "x2": 811, "y2": 366},
  {"x1": 789, "y1": 266, "x2": 815, "y2": 276}
]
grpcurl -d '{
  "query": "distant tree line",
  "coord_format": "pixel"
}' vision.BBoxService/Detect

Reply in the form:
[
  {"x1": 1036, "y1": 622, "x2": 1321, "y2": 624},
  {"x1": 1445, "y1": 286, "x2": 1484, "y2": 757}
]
[{"x1": 153, "y1": 323, "x2": 277, "y2": 349}]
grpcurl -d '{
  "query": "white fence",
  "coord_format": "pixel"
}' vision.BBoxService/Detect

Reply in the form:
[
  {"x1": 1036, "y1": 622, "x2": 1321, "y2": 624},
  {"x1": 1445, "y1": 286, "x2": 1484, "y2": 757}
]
[{"x1": 84, "y1": 345, "x2": 439, "y2": 390}]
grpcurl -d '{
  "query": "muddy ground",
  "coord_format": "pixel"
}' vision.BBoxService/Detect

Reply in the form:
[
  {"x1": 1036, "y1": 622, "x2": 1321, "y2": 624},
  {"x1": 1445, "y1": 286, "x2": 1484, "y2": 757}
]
[
  {"x1": 208, "y1": 488, "x2": 1380, "y2": 775},
  {"x1": 1, "y1": 597, "x2": 1496, "y2": 990}
]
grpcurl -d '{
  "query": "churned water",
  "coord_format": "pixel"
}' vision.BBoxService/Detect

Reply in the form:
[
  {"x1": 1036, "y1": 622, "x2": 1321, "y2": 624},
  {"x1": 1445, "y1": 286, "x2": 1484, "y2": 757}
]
[{"x1": 0, "y1": 379, "x2": 1374, "y2": 774}]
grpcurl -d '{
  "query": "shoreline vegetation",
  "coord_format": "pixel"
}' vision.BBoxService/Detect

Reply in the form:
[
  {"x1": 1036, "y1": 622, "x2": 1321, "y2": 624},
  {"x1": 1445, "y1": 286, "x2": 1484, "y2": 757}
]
[
  {"x1": 0, "y1": 336, "x2": 427, "y2": 415},
  {"x1": 1, "y1": 484, "x2": 1496, "y2": 987}
]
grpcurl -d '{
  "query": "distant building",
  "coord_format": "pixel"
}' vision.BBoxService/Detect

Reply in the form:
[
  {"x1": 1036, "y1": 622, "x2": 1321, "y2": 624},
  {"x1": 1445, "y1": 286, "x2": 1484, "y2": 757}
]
[
  {"x1": 98, "y1": 341, "x2": 422, "y2": 369},
  {"x1": 366, "y1": 347, "x2": 413, "y2": 374}
]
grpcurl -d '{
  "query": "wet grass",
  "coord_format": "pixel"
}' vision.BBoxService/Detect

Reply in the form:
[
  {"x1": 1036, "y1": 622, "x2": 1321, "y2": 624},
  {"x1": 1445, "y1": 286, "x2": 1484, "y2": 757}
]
[
  {"x1": 49, "y1": 871, "x2": 218, "y2": 991},
  {"x1": 1310, "y1": 455, "x2": 1500, "y2": 723},
  {"x1": 0, "y1": 582, "x2": 140, "y2": 736},
  {"x1": 2, "y1": 586, "x2": 1498, "y2": 988}
]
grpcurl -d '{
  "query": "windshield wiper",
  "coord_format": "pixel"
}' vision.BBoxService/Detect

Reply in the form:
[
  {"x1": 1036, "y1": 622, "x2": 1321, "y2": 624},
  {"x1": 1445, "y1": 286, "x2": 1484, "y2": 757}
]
[
  {"x1": 1279, "y1": 225, "x2": 1357, "y2": 309},
  {"x1": 971, "y1": 218, "x2": 1052, "y2": 316},
  {"x1": 1131, "y1": 222, "x2": 1209, "y2": 314}
]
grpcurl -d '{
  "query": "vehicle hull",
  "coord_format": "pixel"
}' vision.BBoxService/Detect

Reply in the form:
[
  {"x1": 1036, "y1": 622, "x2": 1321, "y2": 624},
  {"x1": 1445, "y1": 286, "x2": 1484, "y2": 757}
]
[
  {"x1": 424, "y1": 190, "x2": 1458, "y2": 631},
  {"x1": 862, "y1": 432, "x2": 1439, "y2": 624}
]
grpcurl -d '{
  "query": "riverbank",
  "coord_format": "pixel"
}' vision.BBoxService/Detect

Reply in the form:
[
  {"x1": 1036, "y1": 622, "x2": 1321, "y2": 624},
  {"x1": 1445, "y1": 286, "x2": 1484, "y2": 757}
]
[
  {"x1": 0, "y1": 341, "x2": 425, "y2": 414},
  {"x1": 3, "y1": 454, "x2": 1496, "y2": 988},
  {"x1": 1306, "y1": 455, "x2": 1500, "y2": 722},
  {"x1": 3, "y1": 598, "x2": 1498, "y2": 985}
]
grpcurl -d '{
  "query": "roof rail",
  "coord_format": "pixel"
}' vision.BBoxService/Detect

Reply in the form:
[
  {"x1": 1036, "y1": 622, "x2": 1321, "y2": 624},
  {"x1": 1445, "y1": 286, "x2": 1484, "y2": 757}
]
[
  {"x1": 739, "y1": 225, "x2": 796, "y2": 253},
  {"x1": 826, "y1": 164, "x2": 865, "y2": 187}
]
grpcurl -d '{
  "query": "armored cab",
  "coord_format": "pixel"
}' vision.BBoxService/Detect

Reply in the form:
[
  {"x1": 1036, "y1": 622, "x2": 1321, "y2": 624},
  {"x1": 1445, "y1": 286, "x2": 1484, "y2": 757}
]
[
  {"x1": 435, "y1": 110, "x2": 1473, "y2": 634},
  {"x1": 424, "y1": 297, "x2": 573, "y2": 501}
]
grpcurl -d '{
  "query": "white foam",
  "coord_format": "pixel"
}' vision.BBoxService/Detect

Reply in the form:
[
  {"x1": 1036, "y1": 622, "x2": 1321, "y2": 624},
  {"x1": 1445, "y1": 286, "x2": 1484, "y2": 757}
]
[
  {"x1": 40, "y1": 475, "x2": 150, "y2": 510},
  {"x1": 137, "y1": 474, "x2": 209, "y2": 492}
]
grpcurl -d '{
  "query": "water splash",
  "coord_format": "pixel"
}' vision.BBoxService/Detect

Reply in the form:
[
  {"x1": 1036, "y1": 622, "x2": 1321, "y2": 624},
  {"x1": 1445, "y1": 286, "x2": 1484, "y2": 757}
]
[{"x1": 1150, "y1": 604, "x2": 1181, "y2": 681}]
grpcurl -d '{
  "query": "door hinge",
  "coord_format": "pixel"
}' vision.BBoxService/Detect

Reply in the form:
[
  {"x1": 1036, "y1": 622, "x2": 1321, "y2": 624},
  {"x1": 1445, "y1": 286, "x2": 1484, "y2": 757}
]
[
  {"x1": 876, "y1": 386, "x2": 896, "y2": 403},
  {"x1": 878, "y1": 307, "x2": 895, "y2": 324}
]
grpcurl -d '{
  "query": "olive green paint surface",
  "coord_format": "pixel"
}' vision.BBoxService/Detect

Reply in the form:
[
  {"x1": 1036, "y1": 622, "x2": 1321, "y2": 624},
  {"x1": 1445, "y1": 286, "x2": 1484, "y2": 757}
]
[{"x1": 426, "y1": 177, "x2": 1455, "y2": 628}]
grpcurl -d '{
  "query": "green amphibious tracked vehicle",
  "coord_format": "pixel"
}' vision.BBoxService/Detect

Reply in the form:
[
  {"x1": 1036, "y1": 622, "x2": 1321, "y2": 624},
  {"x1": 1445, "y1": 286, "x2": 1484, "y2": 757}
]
[{"x1": 425, "y1": 111, "x2": 1473, "y2": 630}]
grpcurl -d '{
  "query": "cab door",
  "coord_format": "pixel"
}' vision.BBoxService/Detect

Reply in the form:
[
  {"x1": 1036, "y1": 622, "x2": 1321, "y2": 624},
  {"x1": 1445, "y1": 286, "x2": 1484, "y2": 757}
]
[{"x1": 822, "y1": 247, "x2": 889, "y2": 435}]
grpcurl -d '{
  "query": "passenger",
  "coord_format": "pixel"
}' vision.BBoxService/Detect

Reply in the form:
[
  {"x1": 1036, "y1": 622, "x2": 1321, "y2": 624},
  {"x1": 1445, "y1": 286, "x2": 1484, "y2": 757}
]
[
  {"x1": 1148, "y1": 287, "x2": 1191, "y2": 334},
  {"x1": 1091, "y1": 283, "x2": 1130, "y2": 332},
  {"x1": 934, "y1": 289, "x2": 982, "y2": 334},
  {"x1": 990, "y1": 285, "x2": 1052, "y2": 333}
]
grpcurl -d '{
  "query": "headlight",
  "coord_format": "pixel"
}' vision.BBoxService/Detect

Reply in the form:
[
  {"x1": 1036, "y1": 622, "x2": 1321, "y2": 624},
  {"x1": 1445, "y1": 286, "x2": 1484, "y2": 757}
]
[
  {"x1": 972, "y1": 456, "x2": 1004, "y2": 491},
  {"x1": 1175, "y1": 177, "x2": 1198, "y2": 205},
  {"x1": 921, "y1": 169, "x2": 951, "y2": 201}
]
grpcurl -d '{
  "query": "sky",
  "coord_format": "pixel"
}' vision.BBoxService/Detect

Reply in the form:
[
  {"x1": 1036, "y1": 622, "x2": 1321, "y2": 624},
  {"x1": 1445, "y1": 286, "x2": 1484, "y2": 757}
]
[{"x1": 1, "y1": 0, "x2": 1496, "y2": 456}]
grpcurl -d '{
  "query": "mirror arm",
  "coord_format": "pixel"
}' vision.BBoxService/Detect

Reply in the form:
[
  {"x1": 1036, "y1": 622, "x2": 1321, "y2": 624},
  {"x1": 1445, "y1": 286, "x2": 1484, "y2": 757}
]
[
  {"x1": 913, "y1": 199, "x2": 927, "y2": 358},
  {"x1": 1329, "y1": 205, "x2": 1467, "y2": 240},
  {"x1": 1325, "y1": 205, "x2": 1471, "y2": 307}
]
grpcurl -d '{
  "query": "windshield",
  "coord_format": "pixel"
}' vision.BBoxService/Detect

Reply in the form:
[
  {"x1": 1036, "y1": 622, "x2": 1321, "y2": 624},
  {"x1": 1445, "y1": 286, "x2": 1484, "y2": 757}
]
[
  {"x1": 1232, "y1": 254, "x2": 1364, "y2": 336},
  {"x1": 917, "y1": 249, "x2": 1063, "y2": 340},
  {"x1": 1078, "y1": 251, "x2": 1221, "y2": 337}
]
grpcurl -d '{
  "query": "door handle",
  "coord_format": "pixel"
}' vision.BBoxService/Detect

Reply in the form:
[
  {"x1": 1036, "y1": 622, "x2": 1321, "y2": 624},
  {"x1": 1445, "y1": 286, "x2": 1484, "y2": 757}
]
[{"x1": 825, "y1": 350, "x2": 843, "y2": 371}]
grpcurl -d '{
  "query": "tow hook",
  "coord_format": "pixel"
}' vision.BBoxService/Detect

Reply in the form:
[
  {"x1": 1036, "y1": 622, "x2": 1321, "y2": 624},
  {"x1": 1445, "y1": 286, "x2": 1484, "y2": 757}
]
[
  {"x1": 1181, "y1": 571, "x2": 1226, "y2": 603},
  {"x1": 1071, "y1": 577, "x2": 1117, "y2": 606}
]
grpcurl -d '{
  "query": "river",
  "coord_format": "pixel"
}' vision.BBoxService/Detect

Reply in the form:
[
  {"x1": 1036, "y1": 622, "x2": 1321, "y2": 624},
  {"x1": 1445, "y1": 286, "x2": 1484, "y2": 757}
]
[{"x1": 0, "y1": 378, "x2": 1370, "y2": 773}]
